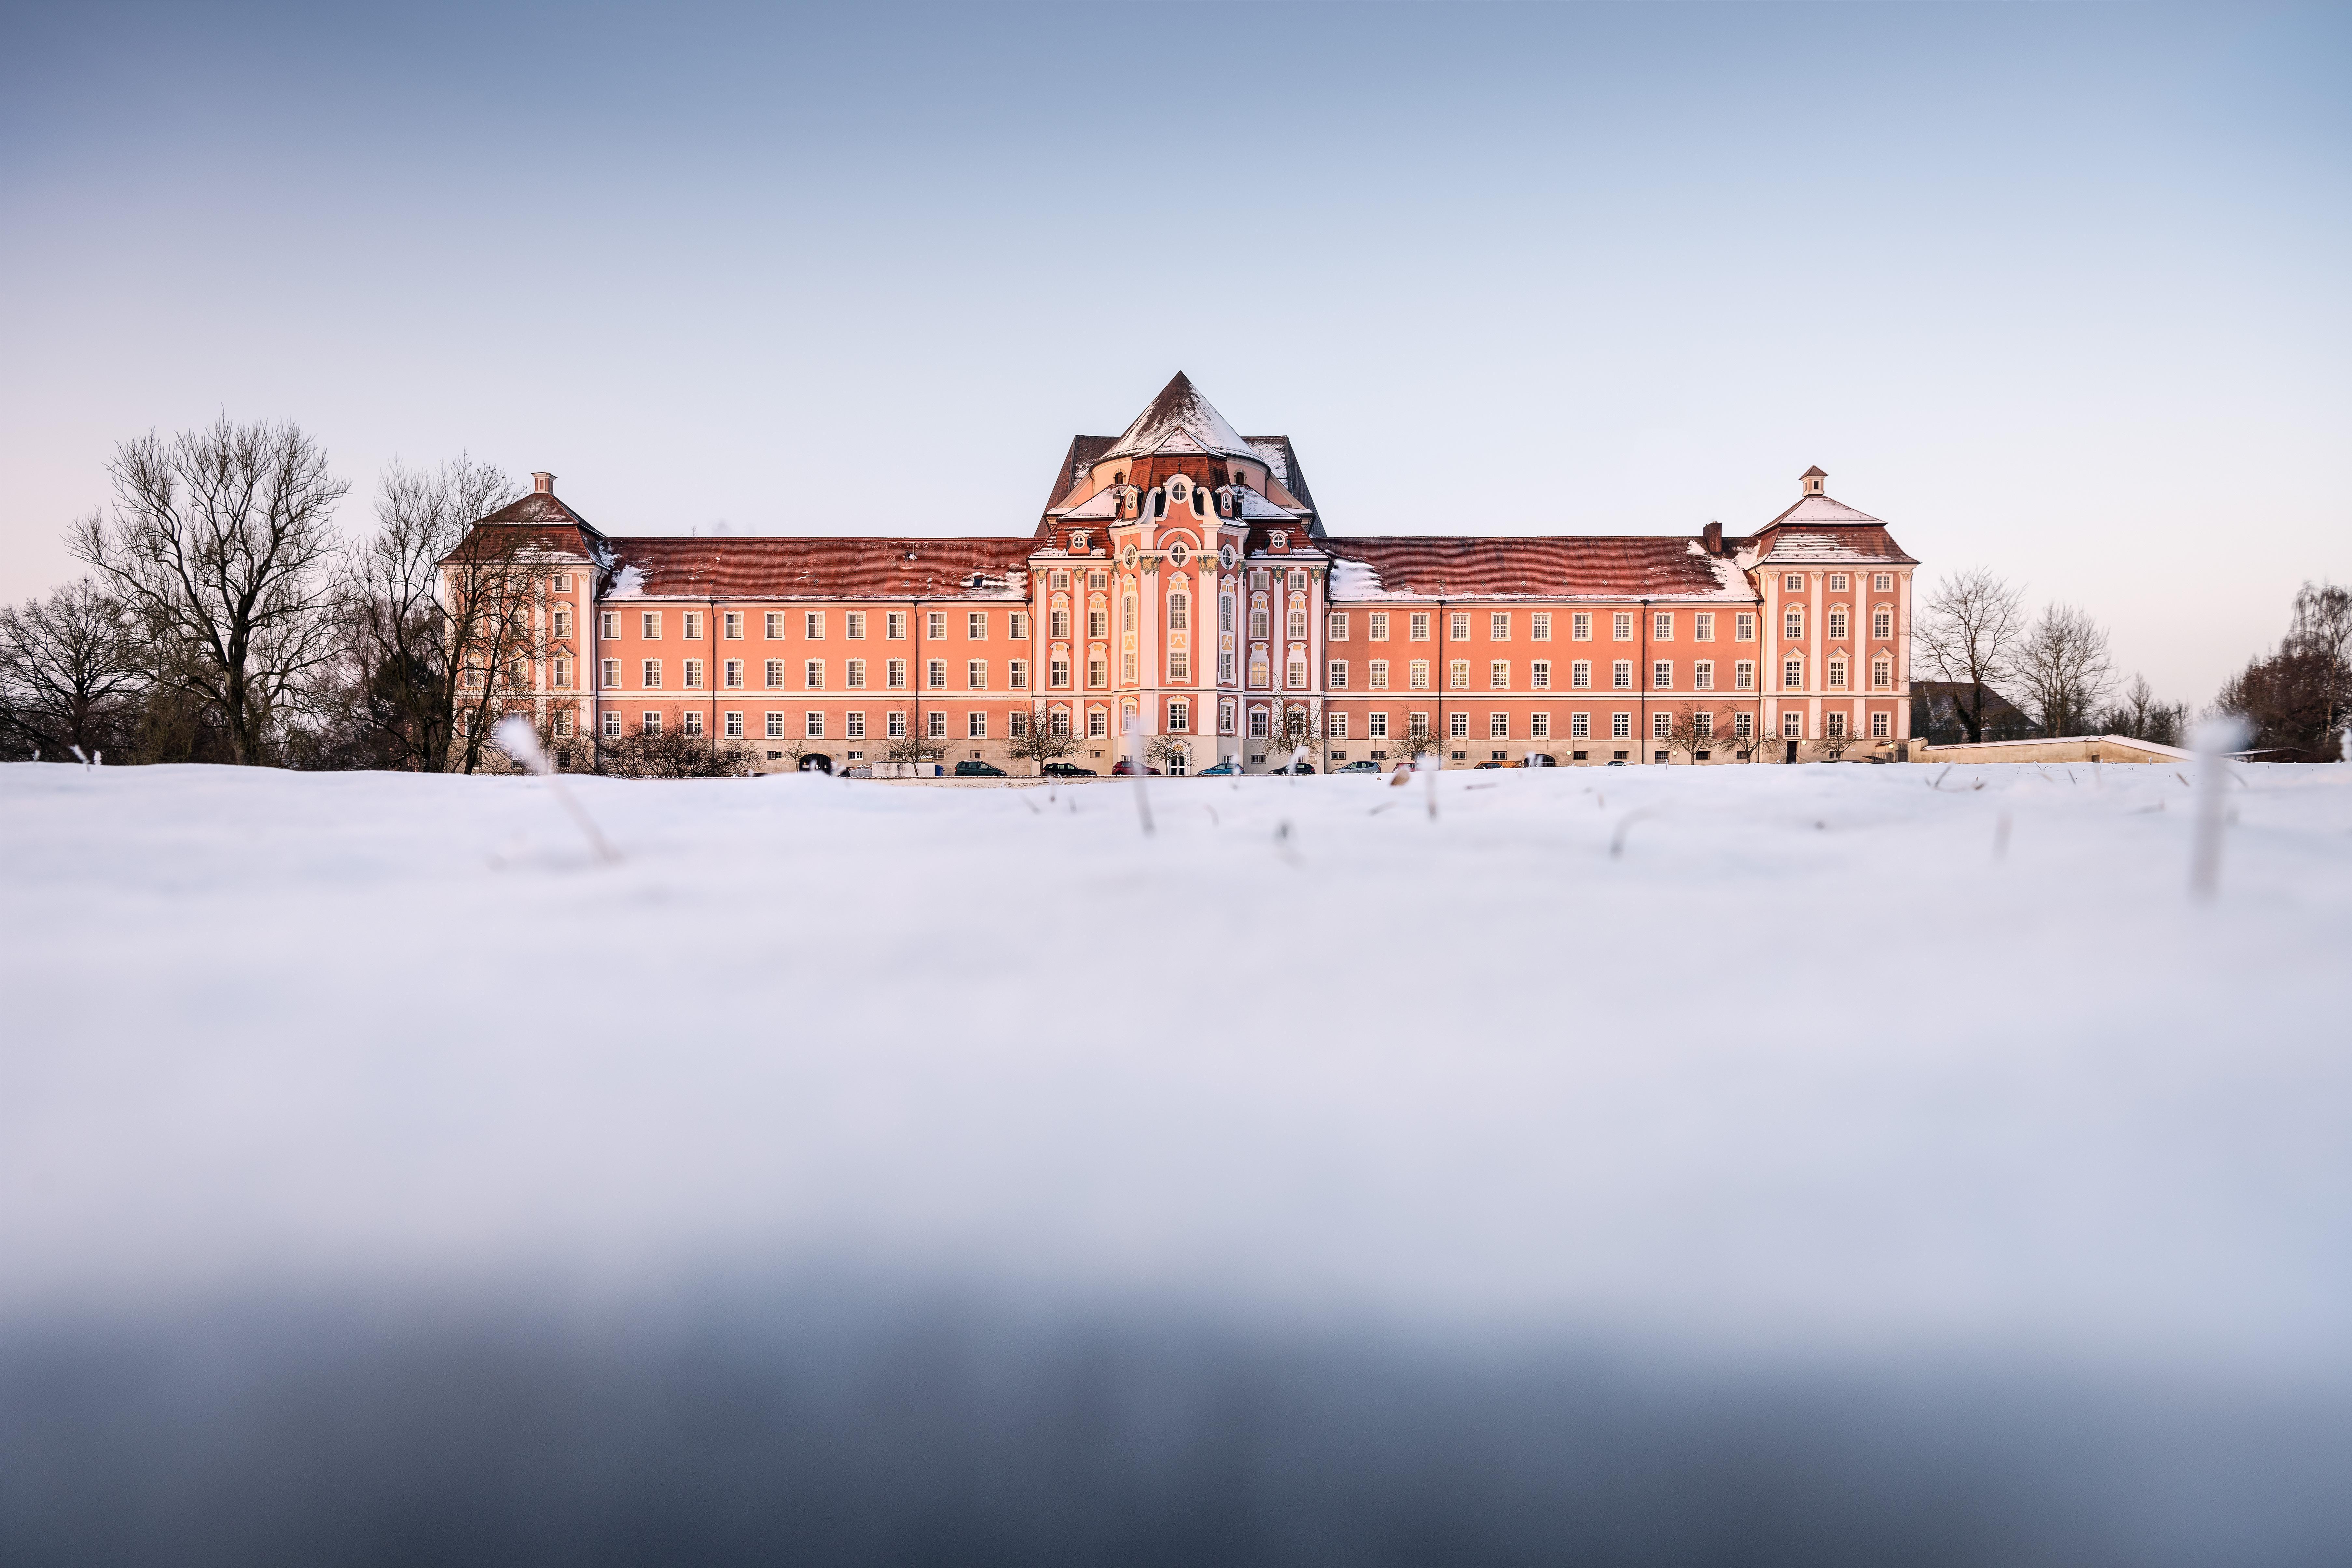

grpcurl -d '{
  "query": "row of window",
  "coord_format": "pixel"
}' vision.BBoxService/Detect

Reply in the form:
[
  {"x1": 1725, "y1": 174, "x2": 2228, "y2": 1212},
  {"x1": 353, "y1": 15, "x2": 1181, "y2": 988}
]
[
  {"x1": 1323, "y1": 655, "x2": 1896, "y2": 692},
  {"x1": 599, "y1": 610, "x2": 1031, "y2": 643},
  {"x1": 591, "y1": 658, "x2": 1032, "y2": 691},
  {"x1": 1302, "y1": 709, "x2": 1895, "y2": 742},
  {"x1": 1322, "y1": 604, "x2": 1898, "y2": 645}
]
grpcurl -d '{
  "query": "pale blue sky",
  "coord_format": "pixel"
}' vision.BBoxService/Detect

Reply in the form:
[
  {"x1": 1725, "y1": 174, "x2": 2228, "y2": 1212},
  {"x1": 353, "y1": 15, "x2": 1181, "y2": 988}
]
[{"x1": 3, "y1": 3, "x2": 2345, "y2": 703}]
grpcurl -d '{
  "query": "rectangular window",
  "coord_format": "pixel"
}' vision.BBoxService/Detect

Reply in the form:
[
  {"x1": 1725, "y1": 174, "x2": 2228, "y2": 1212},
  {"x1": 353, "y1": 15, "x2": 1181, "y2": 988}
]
[
  {"x1": 806, "y1": 712, "x2": 825, "y2": 739},
  {"x1": 1450, "y1": 612, "x2": 1470, "y2": 641},
  {"x1": 1327, "y1": 612, "x2": 1349, "y2": 641},
  {"x1": 723, "y1": 659, "x2": 743, "y2": 689},
  {"x1": 1488, "y1": 613, "x2": 1510, "y2": 640},
  {"x1": 1124, "y1": 650, "x2": 1141, "y2": 683},
  {"x1": 1049, "y1": 607, "x2": 1069, "y2": 639},
  {"x1": 1530, "y1": 713, "x2": 1549, "y2": 739},
  {"x1": 1449, "y1": 711, "x2": 1469, "y2": 740},
  {"x1": 765, "y1": 659, "x2": 783, "y2": 688},
  {"x1": 552, "y1": 709, "x2": 574, "y2": 736},
  {"x1": 1409, "y1": 660, "x2": 1430, "y2": 690},
  {"x1": 683, "y1": 659, "x2": 703, "y2": 690},
  {"x1": 1785, "y1": 609, "x2": 1804, "y2": 640},
  {"x1": 1653, "y1": 612, "x2": 1673, "y2": 641},
  {"x1": 1874, "y1": 572, "x2": 1894, "y2": 592},
  {"x1": 1694, "y1": 660, "x2": 1713, "y2": 691},
  {"x1": 1829, "y1": 574, "x2": 1849, "y2": 593},
  {"x1": 643, "y1": 711, "x2": 662, "y2": 735},
  {"x1": 1286, "y1": 657, "x2": 1307, "y2": 687},
  {"x1": 1049, "y1": 658, "x2": 1069, "y2": 688},
  {"x1": 927, "y1": 612, "x2": 947, "y2": 640},
  {"x1": 1219, "y1": 650, "x2": 1235, "y2": 683},
  {"x1": 1570, "y1": 712, "x2": 1590, "y2": 740},
  {"x1": 1736, "y1": 612, "x2": 1756, "y2": 642},
  {"x1": 1288, "y1": 608, "x2": 1309, "y2": 641},
  {"x1": 1612, "y1": 613, "x2": 1633, "y2": 641},
  {"x1": 1448, "y1": 659, "x2": 1469, "y2": 689},
  {"x1": 886, "y1": 659, "x2": 906, "y2": 689},
  {"x1": 641, "y1": 612, "x2": 661, "y2": 640},
  {"x1": 805, "y1": 660, "x2": 825, "y2": 690},
  {"x1": 1530, "y1": 613, "x2": 1552, "y2": 642},
  {"x1": 1327, "y1": 711, "x2": 1347, "y2": 739},
  {"x1": 1784, "y1": 573, "x2": 1805, "y2": 593},
  {"x1": 1369, "y1": 659, "x2": 1389, "y2": 689},
  {"x1": 968, "y1": 659, "x2": 986, "y2": 689},
  {"x1": 683, "y1": 612, "x2": 703, "y2": 642},
  {"x1": 845, "y1": 659, "x2": 866, "y2": 689},
  {"x1": 847, "y1": 712, "x2": 866, "y2": 739},
  {"x1": 1784, "y1": 658, "x2": 1804, "y2": 689},
  {"x1": 1488, "y1": 660, "x2": 1509, "y2": 689},
  {"x1": 552, "y1": 606, "x2": 573, "y2": 640},
  {"x1": 1872, "y1": 658, "x2": 1891, "y2": 690},
  {"x1": 1489, "y1": 712, "x2": 1508, "y2": 740},
  {"x1": 845, "y1": 612, "x2": 865, "y2": 640},
  {"x1": 1569, "y1": 660, "x2": 1588, "y2": 690},
  {"x1": 927, "y1": 659, "x2": 947, "y2": 688},
  {"x1": 724, "y1": 710, "x2": 743, "y2": 738},
  {"x1": 1409, "y1": 613, "x2": 1431, "y2": 642},
  {"x1": 1828, "y1": 609, "x2": 1848, "y2": 640},
  {"x1": 1218, "y1": 698, "x2": 1235, "y2": 735},
  {"x1": 888, "y1": 711, "x2": 906, "y2": 738},
  {"x1": 1612, "y1": 660, "x2": 1631, "y2": 689},
  {"x1": 1088, "y1": 655, "x2": 1107, "y2": 688},
  {"x1": 1736, "y1": 660, "x2": 1755, "y2": 691},
  {"x1": 1248, "y1": 707, "x2": 1269, "y2": 738},
  {"x1": 1872, "y1": 711, "x2": 1891, "y2": 737},
  {"x1": 968, "y1": 712, "x2": 987, "y2": 739},
  {"x1": 1369, "y1": 712, "x2": 1389, "y2": 738},
  {"x1": 805, "y1": 612, "x2": 824, "y2": 640},
  {"x1": 1009, "y1": 612, "x2": 1029, "y2": 639},
  {"x1": 1653, "y1": 712, "x2": 1671, "y2": 740},
  {"x1": 1827, "y1": 658, "x2": 1848, "y2": 689},
  {"x1": 1781, "y1": 711, "x2": 1802, "y2": 739},
  {"x1": 723, "y1": 612, "x2": 743, "y2": 640},
  {"x1": 1328, "y1": 660, "x2": 1348, "y2": 689},
  {"x1": 1409, "y1": 712, "x2": 1430, "y2": 739},
  {"x1": 968, "y1": 612, "x2": 987, "y2": 640},
  {"x1": 642, "y1": 659, "x2": 662, "y2": 688},
  {"x1": 601, "y1": 611, "x2": 620, "y2": 640},
  {"x1": 765, "y1": 612, "x2": 784, "y2": 640},
  {"x1": 1734, "y1": 712, "x2": 1752, "y2": 740},
  {"x1": 1653, "y1": 660, "x2": 1671, "y2": 689},
  {"x1": 766, "y1": 711, "x2": 784, "y2": 738},
  {"x1": 1693, "y1": 613, "x2": 1713, "y2": 642},
  {"x1": 1369, "y1": 612, "x2": 1390, "y2": 641},
  {"x1": 1570, "y1": 613, "x2": 1591, "y2": 641},
  {"x1": 1168, "y1": 701, "x2": 1189, "y2": 733},
  {"x1": 886, "y1": 612, "x2": 907, "y2": 640},
  {"x1": 1168, "y1": 651, "x2": 1190, "y2": 680},
  {"x1": 601, "y1": 658, "x2": 619, "y2": 689},
  {"x1": 1009, "y1": 659, "x2": 1029, "y2": 689},
  {"x1": 1517, "y1": 659, "x2": 1543, "y2": 690},
  {"x1": 1873, "y1": 607, "x2": 1893, "y2": 640},
  {"x1": 1612, "y1": 712, "x2": 1631, "y2": 740},
  {"x1": 1009, "y1": 711, "x2": 1030, "y2": 738}
]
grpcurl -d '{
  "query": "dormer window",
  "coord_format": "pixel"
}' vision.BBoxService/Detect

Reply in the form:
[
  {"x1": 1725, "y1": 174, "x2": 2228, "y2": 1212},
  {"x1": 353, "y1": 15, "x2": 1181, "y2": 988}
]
[
  {"x1": 1270, "y1": 530, "x2": 1289, "y2": 550},
  {"x1": 1071, "y1": 532, "x2": 1088, "y2": 552}
]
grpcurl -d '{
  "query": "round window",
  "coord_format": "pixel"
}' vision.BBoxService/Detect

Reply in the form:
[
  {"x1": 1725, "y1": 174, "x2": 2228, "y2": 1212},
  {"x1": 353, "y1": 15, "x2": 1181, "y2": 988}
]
[
  {"x1": 1120, "y1": 544, "x2": 1139, "y2": 569},
  {"x1": 1170, "y1": 480, "x2": 1186, "y2": 500},
  {"x1": 1168, "y1": 542, "x2": 1189, "y2": 565},
  {"x1": 1218, "y1": 544, "x2": 1237, "y2": 569}
]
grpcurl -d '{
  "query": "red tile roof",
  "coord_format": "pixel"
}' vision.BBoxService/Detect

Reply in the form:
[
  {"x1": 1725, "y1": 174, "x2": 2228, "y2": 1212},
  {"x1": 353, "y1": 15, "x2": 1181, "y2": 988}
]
[
  {"x1": 602, "y1": 537, "x2": 1036, "y2": 600},
  {"x1": 1325, "y1": 536, "x2": 1750, "y2": 601}
]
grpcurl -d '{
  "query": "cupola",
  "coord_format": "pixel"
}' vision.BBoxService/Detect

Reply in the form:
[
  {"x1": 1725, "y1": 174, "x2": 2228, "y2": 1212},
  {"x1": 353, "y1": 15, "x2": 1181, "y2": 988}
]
[{"x1": 1800, "y1": 465, "x2": 1827, "y2": 497}]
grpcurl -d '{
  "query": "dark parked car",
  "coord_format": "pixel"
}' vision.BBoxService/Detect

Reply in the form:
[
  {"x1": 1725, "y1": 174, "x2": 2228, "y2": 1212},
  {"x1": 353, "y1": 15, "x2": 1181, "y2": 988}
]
[
  {"x1": 953, "y1": 759, "x2": 1007, "y2": 777},
  {"x1": 1334, "y1": 760, "x2": 1380, "y2": 774},
  {"x1": 1473, "y1": 761, "x2": 1507, "y2": 770},
  {"x1": 1040, "y1": 762, "x2": 1096, "y2": 777},
  {"x1": 1267, "y1": 761, "x2": 1316, "y2": 775},
  {"x1": 1110, "y1": 759, "x2": 1162, "y2": 777}
]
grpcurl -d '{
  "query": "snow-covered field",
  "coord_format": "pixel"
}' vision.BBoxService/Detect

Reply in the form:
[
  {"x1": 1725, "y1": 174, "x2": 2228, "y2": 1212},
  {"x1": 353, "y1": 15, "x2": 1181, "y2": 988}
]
[{"x1": 5, "y1": 759, "x2": 2350, "y2": 1564}]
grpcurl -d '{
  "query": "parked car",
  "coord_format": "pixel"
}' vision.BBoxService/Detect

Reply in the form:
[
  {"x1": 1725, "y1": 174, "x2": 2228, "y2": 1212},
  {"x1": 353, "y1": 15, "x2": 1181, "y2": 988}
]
[
  {"x1": 1110, "y1": 759, "x2": 1162, "y2": 777},
  {"x1": 1607, "y1": 759, "x2": 1627, "y2": 767},
  {"x1": 1524, "y1": 753, "x2": 1557, "y2": 767},
  {"x1": 1040, "y1": 762, "x2": 1096, "y2": 777},
  {"x1": 1267, "y1": 760, "x2": 1316, "y2": 775},
  {"x1": 1473, "y1": 760, "x2": 1507, "y2": 770},
  {"x1": 1195, "y1": 760, "x2": 1241, "y2": 776},
  {"x1": 953, "y1": 759, "x2": 1006, "y2": 777},
  {"x1": 1334, "y1": 760, "x2": 1380, "y2": 774}
]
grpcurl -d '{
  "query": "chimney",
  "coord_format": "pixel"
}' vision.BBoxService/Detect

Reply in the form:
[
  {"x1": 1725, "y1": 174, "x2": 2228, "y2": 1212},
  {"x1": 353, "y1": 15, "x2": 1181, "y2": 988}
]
[
  {"x1": 1702, "y1": 520, "x2": 1723, "y2": 555},
  {"x1": 1800, "y1": 465, "x2": 1826, "y2": 498},
  {"x1": 533, "y1": 471, "x2": 555, "y2": 495}
]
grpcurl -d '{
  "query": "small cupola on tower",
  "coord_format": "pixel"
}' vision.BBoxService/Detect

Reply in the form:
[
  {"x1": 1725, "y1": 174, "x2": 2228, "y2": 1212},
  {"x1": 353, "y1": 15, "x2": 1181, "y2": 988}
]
[
  {"x1": 532, "y1": 471, "x2": 556, "y2": 495},
  {"x1": 1800, "y1": 465, "x2": 1827, "y2": 497}
]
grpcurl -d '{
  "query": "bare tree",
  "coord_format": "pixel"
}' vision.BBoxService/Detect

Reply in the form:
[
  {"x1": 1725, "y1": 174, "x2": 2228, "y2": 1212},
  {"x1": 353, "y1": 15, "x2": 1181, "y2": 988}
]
[
  {"x1": 2101, "y1": 674, "x2": 2187, "y2": 748},
  {"x1": 881, "y1": 717, "x2": 948, "y2": 770},
  {"x1": 0, "y1": 578, "x2": 145, "y2": 758},
  {"x1": 2215, "y1": 580, "x2": 2352, "y2": 760},
  {"x1": 1914, "y1": 568, "x2": 2028, "y2": 744},
  {"x1": 2014, "y1": 603, "x2": 2114, "y2": 739},
  {"x1": 1385, "y1": 724, "x2": 1443, "y2": 769},
  {"x1": 338, "y1": 456, "x2": 524, "y2": 772},
  {"x1": 1003, "y1": 703, "x2": 1081, "y2": 774},
  {"x1": 1815, "y1": 720, "x2": 1860, "y2": 761},
  {"x1": 70, "y1": 417, "x2": 349, "y2": 764},
  {"x1": 1661, "y1": 704, "x2": 1732, "y2": 764},
  {"x1": 600, "y1": 727, "x2": 757, "y2": 778},
  {"x1": 2285, "y1": 581, "x2": 2351, "y2": 746}
]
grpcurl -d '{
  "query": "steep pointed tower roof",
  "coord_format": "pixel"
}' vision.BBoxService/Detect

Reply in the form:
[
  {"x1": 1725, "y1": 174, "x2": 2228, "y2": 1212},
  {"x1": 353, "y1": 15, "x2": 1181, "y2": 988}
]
[{"x1": 1099, "y1": 372, "x2": 1259, "y2": 462}]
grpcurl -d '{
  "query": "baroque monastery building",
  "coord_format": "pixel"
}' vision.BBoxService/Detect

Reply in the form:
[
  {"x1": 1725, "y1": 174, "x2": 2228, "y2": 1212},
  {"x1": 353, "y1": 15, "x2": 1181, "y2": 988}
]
[{"x1": 456, "y1": 374, "x2": 1919, "y2": 772}]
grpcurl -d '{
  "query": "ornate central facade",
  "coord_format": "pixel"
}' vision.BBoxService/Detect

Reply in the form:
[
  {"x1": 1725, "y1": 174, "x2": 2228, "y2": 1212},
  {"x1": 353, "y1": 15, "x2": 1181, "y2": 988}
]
[{"x1": 460, "y1": 374, "x2": 1918, "y2": 771}]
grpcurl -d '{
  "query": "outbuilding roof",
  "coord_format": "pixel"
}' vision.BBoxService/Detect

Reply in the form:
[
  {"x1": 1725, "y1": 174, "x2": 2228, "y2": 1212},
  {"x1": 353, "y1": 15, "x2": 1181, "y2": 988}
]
[
  {"x1": 1325, "y1": 537, "x2": 1754, "y2": 602},
  {"x1": 600, "y1": 537, "x2": 1035, "y2": 600}
]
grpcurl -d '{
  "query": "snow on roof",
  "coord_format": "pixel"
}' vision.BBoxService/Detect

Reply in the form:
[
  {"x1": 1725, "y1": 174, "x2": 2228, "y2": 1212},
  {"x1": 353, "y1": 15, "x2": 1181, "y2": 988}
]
[
  {"x1": 1100, "y1": 373, "x2": 1260, "y2": 463},
  {"x1": 1325, "y1": 537, "x2": 1753, "y2": 601},
  {"x1": 1762, "y1": 493, "x2": 1886, "y2": 530},
  {"x1": 1240, "y1": 488, "x2": 1306, "y2": 520},
  {"x1": 602, "y1": 538, "x2": 1035, "y2": 599},
  {"x1": 1760, "y1": 530, "x2": 1916, "y2": 565},
  {"x1": 1245, "y1": 438, "x2": 1291, "y2": 483}
]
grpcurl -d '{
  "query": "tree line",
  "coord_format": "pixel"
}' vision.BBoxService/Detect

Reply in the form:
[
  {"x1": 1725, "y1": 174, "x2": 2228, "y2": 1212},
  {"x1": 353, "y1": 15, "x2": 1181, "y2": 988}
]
[
  {"x1": 6, "y1": 418, "x2": 2348, "y2": 768},
  {"x1": 1911, "y1": 567, "x2": 2347, "y2": 757}
]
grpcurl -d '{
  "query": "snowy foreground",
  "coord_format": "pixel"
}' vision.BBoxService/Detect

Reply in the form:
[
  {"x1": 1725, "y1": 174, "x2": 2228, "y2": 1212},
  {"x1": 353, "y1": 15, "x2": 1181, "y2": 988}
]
[{"x1": 4, "y1": 760, "x2": 2351, "y2": 1565}]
